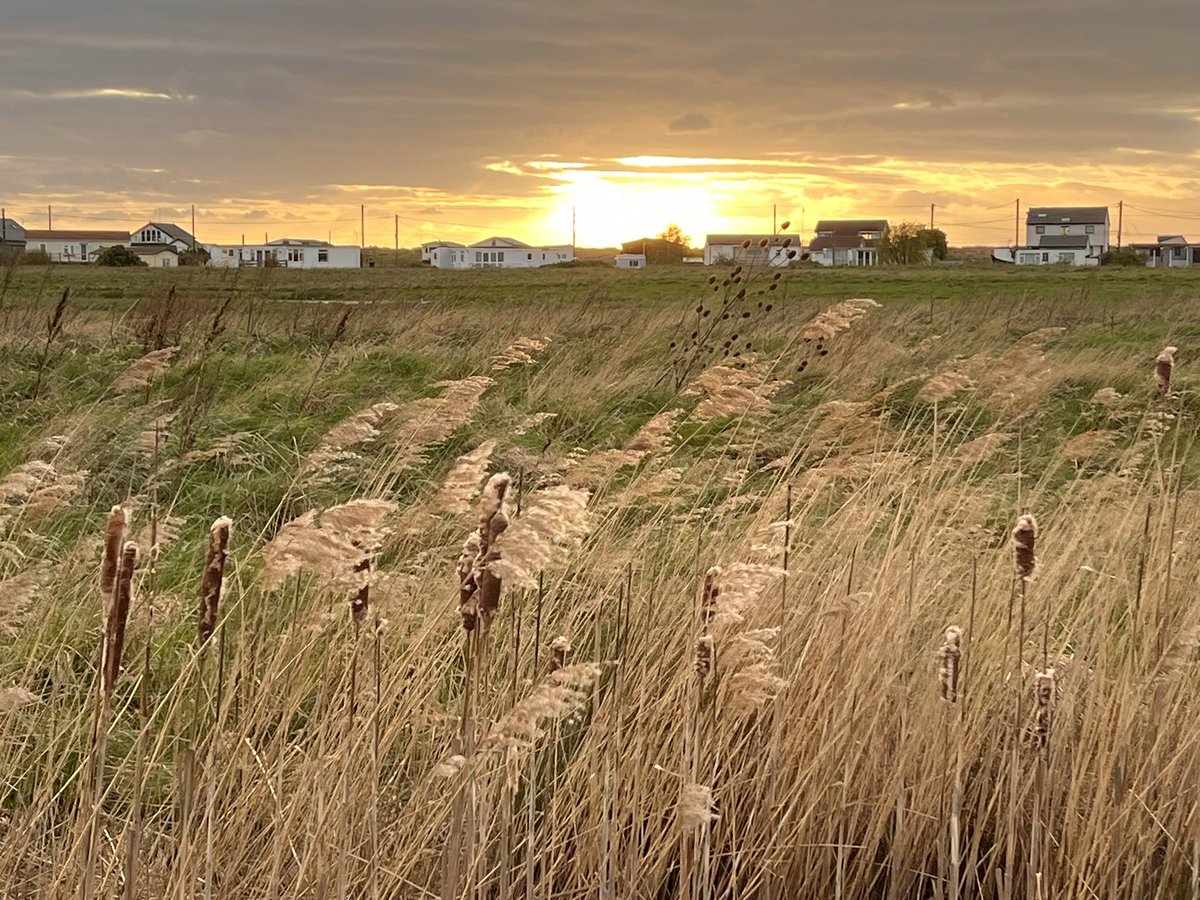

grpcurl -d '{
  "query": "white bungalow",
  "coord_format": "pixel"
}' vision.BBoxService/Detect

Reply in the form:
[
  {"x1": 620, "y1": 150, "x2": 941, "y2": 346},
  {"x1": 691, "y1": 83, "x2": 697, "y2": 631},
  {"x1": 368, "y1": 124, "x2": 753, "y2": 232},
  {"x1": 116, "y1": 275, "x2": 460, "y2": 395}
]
[
  {"x1": 23, "y1": 229, "x2": 130, "y2": 263},
  {"x1": 204, "y1": 238, "x2": 361, "y2": 269},
  {"x1": 135, "y1": 245, "x2": 180, "y2": 267},
  {"x1": 1130, "y1": 235, "x2": 1200, "y2": 268},
  {"x1": 704, "y1": 234, "x2": 802, "y2": 266},
  {"x1": 428, "y1": 236, "x2": 574, "y2": 269},
  {"x1": 615, "y1": 253, "x2": 646, "y2": 269}
]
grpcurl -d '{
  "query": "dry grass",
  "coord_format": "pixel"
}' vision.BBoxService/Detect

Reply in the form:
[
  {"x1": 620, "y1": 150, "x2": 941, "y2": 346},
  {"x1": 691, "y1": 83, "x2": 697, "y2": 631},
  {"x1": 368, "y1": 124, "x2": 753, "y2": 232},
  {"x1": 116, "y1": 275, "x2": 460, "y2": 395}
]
[{"x1": 0, "y1": 265, "x2": 1198, "y2": 898}]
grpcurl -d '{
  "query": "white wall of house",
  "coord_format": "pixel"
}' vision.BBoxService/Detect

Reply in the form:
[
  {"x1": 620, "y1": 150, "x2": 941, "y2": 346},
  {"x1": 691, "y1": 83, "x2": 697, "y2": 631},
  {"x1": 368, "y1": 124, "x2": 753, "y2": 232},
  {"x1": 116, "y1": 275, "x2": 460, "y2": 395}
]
[
  {"x1": 135, "y1": 248, "x2": 178, "y2": 267},
  {"x1": 26, "y1": 233, "x2": 129, "y2": 263},
  {"x1": 704, "y1": 243, "x2": 796, "y2": 266},
  {"x1": 1014, "y1": 247, "x2": 1097, "y2": 266},
  {"x1": 132, "y1": 225, "x2": 192, "y2": 252},
  {"x1": 615, "y1": 253, "x2": 646, "y2": 269},
  {"x1": 204, "y1": 242, "x2": 361, "y2": 269},
  {"x1": 809, "y1": 246, "x2": 879, "y2": 267},
  {"x1": 430, "y1": 243, "x2": 575, "y2": 269}
]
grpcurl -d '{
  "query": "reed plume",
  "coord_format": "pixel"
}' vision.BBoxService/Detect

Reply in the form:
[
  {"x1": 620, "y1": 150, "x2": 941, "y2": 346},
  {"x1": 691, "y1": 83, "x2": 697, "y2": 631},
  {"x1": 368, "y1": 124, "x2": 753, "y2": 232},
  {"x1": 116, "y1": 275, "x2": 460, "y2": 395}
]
[
  {"x1": 487, "y1": 483, "x2": 590, "y2": 592},
  {"x1": 100, "y1": 506, "x2": 128, "y2": 596},
  {"x1": 1013, "y1": 514, "x2": 1037, "y2": 581},
  {"x1": 491, "y1": 336, "x2": 550, "y2": 370},
  {"x1": 260, "y1": 500, "x2": 394, "y2": 592},
  {"x1": 938, "y1": 625, "x2": 962, "y2": 703},
  {"x1": 480, "y1": 662, "x2": 601, "y2": 754},
  {"x1": 549, "y1": 635, "x2": 571, "y2": 673},
  {"x1": 457, "y1": 473, "x2": 511, "y2": 635},
  {"x1": 0, "y1": 686, "x2": 37, "y2": 711},
  {"x1": 679, "y1": 783, "x2": 717, "y2": 830},
  {"x1": 0, "y1": 569, "x2": 40, "y2": 636},
  {"x1": 1156, "y1": 345, "x2": 1177, "y2": 395},
  {"x1": 112, "y1": 347, "x2": 177, "y2": 391},
  {"x1": 434, "y1": 440, "x2": 497, "y2": 517},
  {"x1": 102, "y1": 543, "x2": 138, "y2": 697},
  {"x1": 198, "y1": 517, "x2": 232, "y2": 646}
]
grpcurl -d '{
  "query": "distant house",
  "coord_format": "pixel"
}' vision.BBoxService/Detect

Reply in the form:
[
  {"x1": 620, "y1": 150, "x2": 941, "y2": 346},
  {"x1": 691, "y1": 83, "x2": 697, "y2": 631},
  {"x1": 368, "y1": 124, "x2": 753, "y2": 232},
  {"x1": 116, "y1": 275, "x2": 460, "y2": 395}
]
[
  {"x1": 621, "y1": 237, "x2": 687, "y2": 265},
  {"x1": 205, "y1": 238, "x2": 361, "y2": 269},
  {"x1": 615, "y1": 253, "x2": 646, "y2": 269},
  {"x1": 421, "y1": 240, "x2": 464, "y2": 264},
  {"x1": 131, "y1": 222, "x2": 195, "y2": 253},
  {"x1": 996, "y1": 207, "x2": 1110, "y2": 266},
  {"x1": 0, "y1": 217, "x2": 26, "y2": 255},
  {"x1": 808, "y1": 220, "x2": 888, "y2": 267},
  {"x1": 1129, "y1": 235, "x2": 1200, "y2": 268},
  {"x1": 23, "y1": 229, "x2": 130, "y2": 263},
  {"x1": 134, "y1": 245, "x2": 180, "y2": 267},
  {"x1": 703, "y1": 234, "x2": 802, "y2": 266},
  {"x1": 428, "y1": 236, "x2": 575, "y2": 269}
]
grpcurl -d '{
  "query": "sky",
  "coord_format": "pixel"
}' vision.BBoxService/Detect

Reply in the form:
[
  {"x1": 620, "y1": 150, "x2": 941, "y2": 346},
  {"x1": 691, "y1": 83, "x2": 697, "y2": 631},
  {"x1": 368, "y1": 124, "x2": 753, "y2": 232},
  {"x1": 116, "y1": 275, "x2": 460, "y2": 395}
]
[{"x1": 4, "y1": 0, "x2": 1200, "y2": 248}]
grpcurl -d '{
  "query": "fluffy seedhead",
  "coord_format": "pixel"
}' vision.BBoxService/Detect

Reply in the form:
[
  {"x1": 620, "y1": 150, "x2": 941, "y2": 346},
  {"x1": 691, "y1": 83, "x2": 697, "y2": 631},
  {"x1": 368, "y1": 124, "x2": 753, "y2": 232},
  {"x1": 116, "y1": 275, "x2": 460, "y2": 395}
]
[
  {"x1": 938, "y1": 625, "x2": 962, "y2": 703},
  {"x1": 100, "y1": 506, "x2": 128, "y2": 597},
  {"x1": 112, "y1": 347, "x2": 177, "y2": 391},
  {"x1": 481, "y1": 662, "x2": 600, "y2": 754},
  {"x1": 549, "y1": 635, "x2": 571, "y2": 673},
  {"x1": 433, "y1": 440, "x2": 497, "y2": 517},
  {"x1": 686, "y1": 362, "x2": 787, "y2": 422},
  {"x1": 198, "y1": 516, "x2": 232, "y2": 646},
  {"x1": 919, "y1": 371, "x2": 975, "y2": 404},
  {"x1": 456, "y1": 474, "x2": 511, "y2": 634},
  {"x1": 487, "y1": 484, "x2": 590, "y2": 592},
  {"x1": 260, "y1": 500, "x2": 394, "y2": 593},
  {"x1": 1013, "y1": 514, "x2": 1038, "y2": 581},
  {"x1": 491, "y1": 336, "x2": 551, "y2": 370},
  {"x1": 679, "y1": 783, "x2": 718, "y2": 831},
  {"x1": 102, "y1": 542, "x2": 138, "y2": 697},
  {"x1": 0, "y1": 569, "x2": 41, "y2": 637},
  {"x1": 351, "y1": 556, "x2": 370, "y2": 627},
  {"x1": 1156, "y1": 346, "x2": 1177, "y2": 396},
  {"x1": 800, "y1": 298, "x2": 880, "y2": 342}
]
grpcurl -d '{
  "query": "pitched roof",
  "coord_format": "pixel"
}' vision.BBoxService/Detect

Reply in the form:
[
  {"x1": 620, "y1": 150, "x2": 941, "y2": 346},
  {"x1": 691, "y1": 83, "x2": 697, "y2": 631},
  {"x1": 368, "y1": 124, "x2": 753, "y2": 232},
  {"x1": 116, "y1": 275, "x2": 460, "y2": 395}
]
[
  {"x1": 1026, "y1": 207, "x2": 1108, "y2": 225},
  {"x1": 422, "y1": 240, "x2": 465, "y2": 248},
  {"x1": 470, "y1": 236, "x2": 531, "y2": 249},
  {"x1": 24, "y1": 229, "x2": 130, "y2": 241},
  {"x1": 1, "y1": 218, "x2": 25, "y2": 241},
  {"x1": 705, "y1": 233, "x2": 801, "y2": 246},
  {"x1": 133, "y1": 222, "x2": 194, "y2": 244},
  {"x1": 133, "y1": 244, "x2": 179, "y2": 254},
  {"x1": 267, "y1": 238, "x2": 332, "y2": 246},
  {"x1": 1036, "y1": 234, "x2": 1090, "y2": 249},
  {"x1": 813, "y1": 219, "x2": 888, "y2": 233}
]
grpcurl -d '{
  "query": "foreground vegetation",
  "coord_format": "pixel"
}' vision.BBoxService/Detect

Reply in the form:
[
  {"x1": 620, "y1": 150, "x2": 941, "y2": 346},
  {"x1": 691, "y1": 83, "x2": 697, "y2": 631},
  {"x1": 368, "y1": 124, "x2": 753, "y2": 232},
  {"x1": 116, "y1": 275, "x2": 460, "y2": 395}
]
[{"x1": 0, "y1": 263, "x2": 1198, "y2": 898}]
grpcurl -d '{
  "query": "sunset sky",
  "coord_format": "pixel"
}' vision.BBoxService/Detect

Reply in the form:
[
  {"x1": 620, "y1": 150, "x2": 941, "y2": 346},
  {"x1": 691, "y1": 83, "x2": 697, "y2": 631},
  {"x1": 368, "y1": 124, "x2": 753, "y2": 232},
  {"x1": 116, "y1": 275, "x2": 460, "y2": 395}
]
[{"x1": 4, "y1": 0, "x2": 1200, "y2": 248}]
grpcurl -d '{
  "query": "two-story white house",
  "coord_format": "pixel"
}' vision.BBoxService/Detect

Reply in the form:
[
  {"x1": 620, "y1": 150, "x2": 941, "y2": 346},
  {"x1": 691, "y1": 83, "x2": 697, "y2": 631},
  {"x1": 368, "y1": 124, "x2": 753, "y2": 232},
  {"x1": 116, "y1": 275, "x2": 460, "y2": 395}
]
[
  {"x1": 427, "y1": 236, "x2": 574, "y2": 269},
  {"x1": 24, "y1": 229, "x2": 130, "y2": 263},
  {"x1": 996, "y1": 206, "x2": 1110, "y2": 266},
  {"x1": 808, "y1": 220, "x2": 889, "y2": 266},
  {"x1": 131, "y1": 222, "x2": 195, "y2": 253},
  {"x1": 703, "y1": 234, "x2": 803, "y2": 267},
  {"x1": 204, "y1": 238, "x2": 362, "y2": 269}
]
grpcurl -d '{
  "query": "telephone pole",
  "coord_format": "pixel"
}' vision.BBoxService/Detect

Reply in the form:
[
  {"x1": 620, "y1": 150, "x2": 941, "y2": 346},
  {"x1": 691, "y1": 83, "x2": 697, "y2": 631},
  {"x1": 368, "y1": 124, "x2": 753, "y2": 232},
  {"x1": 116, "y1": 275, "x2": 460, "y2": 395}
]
[
  {"x1": 1014, "y1": 199, "x2": 1020, "y2": 247},
  {"x1": 395, "y1": 213, "x2": 399, "y2": 263},
  {"x1": 361, "y1": 204, "x2": 365, "y2": 250},
  {"x1": 191, "y1": 204, "x2": 197, "y2": 249},
  {"x1": 773, "y1": 203, "x2": 777, "y2": 233},
  {"x1": 1117, "y1": 200, "x2": 1124, "y2": 248},
  {"x1": 572, "y1": 205, "x2": 576, "y2": 249},
  {"x1": 930, "y1": 203, "x2": 935, "y2": 230},
  {"x1": 48, "y1": 205, "x2": 52, "y2": 230}
]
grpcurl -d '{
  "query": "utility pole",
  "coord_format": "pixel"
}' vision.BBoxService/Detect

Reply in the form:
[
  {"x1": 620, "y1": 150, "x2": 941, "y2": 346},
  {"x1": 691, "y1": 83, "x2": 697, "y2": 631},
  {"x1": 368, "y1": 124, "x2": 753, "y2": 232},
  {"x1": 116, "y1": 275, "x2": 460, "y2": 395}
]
[
  {"x1": 1117, "y1": 200, "x2": 1124, "y2": 248},
  {"x1": 1014, "y1": 199, "x2": 1020, "y2": 247},
  {"x1": 773, "y1": 203, "x2": 777, "y2": 233},
  {"x1": 191, "y1": 204, "x2": 197, "y2": 249},
  {"x1": 361, "y1": 204, "x2": 365, "y2": 249},
  {"x1": 2, "y1": 208, "x2": 5, "y2": 247},
  {"x1": 572, "y1": 205, "x2": 576, "y2": 249},
  {"x1": 48, "y1": 205, "x2": 52, "y2": 230},
  {"x1": 930, "y1": 203, "x2": 935, "y2": 230},
  {"x1": 395, "y1": 213, "x2": 399, "y2": 263}
]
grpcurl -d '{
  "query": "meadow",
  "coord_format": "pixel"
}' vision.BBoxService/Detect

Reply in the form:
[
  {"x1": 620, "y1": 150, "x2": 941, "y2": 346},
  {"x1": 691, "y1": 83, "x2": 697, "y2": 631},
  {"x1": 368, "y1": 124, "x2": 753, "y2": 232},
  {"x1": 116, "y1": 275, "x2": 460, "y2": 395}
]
[{"x1": 0, "y1": 261, "x2": 1198, "y2": 898}]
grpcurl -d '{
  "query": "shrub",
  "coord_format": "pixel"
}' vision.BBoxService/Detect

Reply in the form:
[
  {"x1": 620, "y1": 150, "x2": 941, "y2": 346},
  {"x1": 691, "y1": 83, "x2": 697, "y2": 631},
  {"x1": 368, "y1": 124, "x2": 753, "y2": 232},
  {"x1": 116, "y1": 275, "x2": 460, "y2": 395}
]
[
  {"x1": 1101, "y1": 247, "x2": 1144, "y2": 267},
  {"x1": 20, "y1": 249, "x2": 51, "y2": 266},
  {"x1": 179, "y1": 247, "x2": 211, "y2": 267},
  {"x1": 95, "y1": 245, "x2": 147, "y2": 267}
]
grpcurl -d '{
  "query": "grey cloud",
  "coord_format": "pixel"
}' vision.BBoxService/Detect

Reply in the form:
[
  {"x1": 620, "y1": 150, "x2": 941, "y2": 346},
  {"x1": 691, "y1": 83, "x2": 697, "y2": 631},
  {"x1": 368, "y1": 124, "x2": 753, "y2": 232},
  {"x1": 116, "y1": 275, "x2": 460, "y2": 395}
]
[{"x1": 669, "y1": 113, "x2": 712, "y2": 133}]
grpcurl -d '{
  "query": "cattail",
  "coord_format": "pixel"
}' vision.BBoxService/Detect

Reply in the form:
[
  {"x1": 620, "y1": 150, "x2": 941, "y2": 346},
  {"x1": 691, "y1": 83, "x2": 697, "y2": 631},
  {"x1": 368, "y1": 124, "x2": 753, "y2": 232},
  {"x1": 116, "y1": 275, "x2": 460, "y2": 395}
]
[
  {"x1": 102, "y1": 542, "x2": 137, "y2": 697},
  {"x1": 937, "y1": 625, "x2": 962, "y2": 703},
  {"x1": 549, "y1": 635, "x2": 571, "y2": 673},
  {"x1": 198, "y1": 516, "x2": 232, "y2": 646},
  {"x1": 741, "y1": 239, "x2": 752, "y2": 249},
  {"x1": 351, "y1": 556, "x2": 370, "y2": 627},
  {"x1": 476, "y1": 474, "x2": 510, "y2": 634},
  {"x1": 695, "y1": 635, "x2": 713, "y2": 680},
  {"x1": 457, "y1": 532, "x2": 481, "y2": 631},
  {"x1": 1156, "y1": 345, "x2": 1177, "y2": 395},
  {"x1": 1032, "y1": 667, "x2": 1056, "y2": 749},
  {"x1": 700, "y1": 566, "x2": 721, "y2": 628},
  {"x1": 780, "y1": 220, "x2": 791, "y2": 231},
  {"x1": 1013, "y1": 514, "x2": 1037, "y2": 581},
  {"x1": 100, "y1": 506, "x2": 128, "y2": 596}
]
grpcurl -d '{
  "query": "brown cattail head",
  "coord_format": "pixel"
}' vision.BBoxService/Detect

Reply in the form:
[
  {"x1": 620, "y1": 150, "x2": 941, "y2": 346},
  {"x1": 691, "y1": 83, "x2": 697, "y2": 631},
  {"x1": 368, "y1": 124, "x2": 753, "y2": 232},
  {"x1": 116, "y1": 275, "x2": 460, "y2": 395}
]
[
  {"x1": 100, "y1": 506, "x2": 128, "y2": 597},
  {"x1": 1013, "y1": 514, "x2": 1037, "y2": 581},
  {"x1": 198, "y1": 516, "x2": 232, "y2": 646},
  {"x1": 549, "y1": 635, "x2": 571, "y2": 673},
  {"x1": 476, "y1": 475, "x2": 510, "y2": 634},
  {"x1": 741, "y1": 239, "x2": 752, "y2": 249},
  {"x1": 937, "y1": 625, "x2": 962, "y2": 703},
  {"x1": 1156, "y1": 345, "x2": 1177, "y2": 396},
  {"x1": 351, "y1": 556, "x2": 370, "y2": 627},
  {"x1": 700, "y1": 566, "x2": 721, "y2": 628},
  {"x1": 695, "y1": 635, "x2": 713, "y2": 680},
  {"x1": 779, "y1": 220, "x2": 791, "y2": 231},
  {"x1": 102, "y1": 542, "x2": 138, "y2": 698},
  {"x1": 1032, "y1": 667, "x2": 1056, "y2": 749},
  {"x1": 457, "y1": 532, "x2": 481, "y2": 631}
]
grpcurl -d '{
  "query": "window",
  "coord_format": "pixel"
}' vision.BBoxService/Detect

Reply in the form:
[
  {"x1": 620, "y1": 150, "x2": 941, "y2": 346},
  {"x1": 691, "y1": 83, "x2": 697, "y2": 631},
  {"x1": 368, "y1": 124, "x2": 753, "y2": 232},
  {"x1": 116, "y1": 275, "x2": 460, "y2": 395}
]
[
  {"x1": 1018, "y1": 252, "x2": 1040, "y2": 264},
  {"x1": 1061, "y1": 226, "x2": 1070, "y2": 235},
  {"x1": 497, "y1": 251, "x2": 505, "y2": 262},
  {"x1": 476, "y1": 252, "x2": 482, "y2": 262},
  {"x1": 287, "y1": 249, "x2": 304, "y2": 262},
  {"x1": 1042, "y1": 252, "x2": 1050, "y2": 262},
  {"x1": 1057, "y1": 252, "x2": 1074, "y2": 263},
  {"x1": 318, "y1": 249, "x2": 328, "y2": 262},
  {"x1": 1085, "y1": 225, "x2": 1095, "y2": 234},
  {"x1": 1035, "y1": 225, "x2": 1045, "y2": 234},
  {"x1": 527, "y1": 253, "x2": 533, "y2": 260}
]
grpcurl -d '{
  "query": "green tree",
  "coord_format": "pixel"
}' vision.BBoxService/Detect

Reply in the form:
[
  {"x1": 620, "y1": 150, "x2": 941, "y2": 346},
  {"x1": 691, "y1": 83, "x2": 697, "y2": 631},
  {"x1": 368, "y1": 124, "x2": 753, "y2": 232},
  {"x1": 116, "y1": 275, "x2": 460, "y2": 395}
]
[
  {"x1": 920, "y1": 227, "x2": 948, "y2": 261},
  {"x1": 179, "y1": 246, "x2": 212, "y2": 267},
  {"x1": 95, "y1": 245, "x2": 147, "y2": 267},
  {"x1": 658, "y1": 224, "x2": 691, "y2": 248},
  {"x1": 878, "y1": 222, "x2": 940, "y2": 264}
]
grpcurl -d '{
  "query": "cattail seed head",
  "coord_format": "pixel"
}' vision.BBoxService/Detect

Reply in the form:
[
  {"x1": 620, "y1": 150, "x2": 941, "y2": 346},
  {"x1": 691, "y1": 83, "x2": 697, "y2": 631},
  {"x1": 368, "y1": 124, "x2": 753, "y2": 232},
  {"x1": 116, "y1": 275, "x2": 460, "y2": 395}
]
[
  {"x1": 701, "y1": 566, "x2": 721, "y2": 627},
  {"x1": 102, "y1": 541, "x2": 138, "y2": 698},
  {"x1": 100, "y1": 506, "x2": 128, "y2": 596},
  {"x1": 741, "y1": 239, "x2": 752, "y2": 249},
  {"x1": 198, "y1": 516, "x2": 232, "y2": 646},
  {"x1": 937, "y1": 625, "x2": 962, "y2": 703},
  {"x1": 1032, "y1": 667, "x2": 1056, "y2": 749},
  {"x1": 780, "y1": 220, "x2": 791, "y2": 231},
  {"x1": 549, "y1": 635, "x2": 571, "y2": 673},
  {"x1": 695, "y1": 635, "x2": 713, "y2": 680},
  {"x1": 1013, "y1": 514, "x2": 1037, "y2": 580},
  {"x1": 457, "y1": 532, "x2": 481, "y2": 631},
  {"x1": 1156, "y1": 345, "x2": 1177, "y2": 395},
  {"x1": 351, "y1": 556, "x2": 370, "y2": 626}
]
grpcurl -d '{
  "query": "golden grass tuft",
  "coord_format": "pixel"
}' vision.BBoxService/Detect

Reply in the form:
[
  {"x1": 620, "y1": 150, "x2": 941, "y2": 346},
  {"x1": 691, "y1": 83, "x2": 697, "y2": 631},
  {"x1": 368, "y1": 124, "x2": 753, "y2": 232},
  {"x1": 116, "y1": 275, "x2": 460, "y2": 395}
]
[
  {"x1": 112, "y1": 347, "x2": 177, "y2": 391},
  {"x1": 487, "y1": 484, "x2": 590, "y2": 591},
  {"x1": 260, "y1": 501, "x2": 393, "y2": 593},
  {"x1": 490, "y1": 335, "x2": 551, "y2": 370},
  {"x1": 433, "y1": 440, "x2": 498, "y2": 517},
  {"x1": 800, "y1": 297, "x2": 880, "y2": 341}
]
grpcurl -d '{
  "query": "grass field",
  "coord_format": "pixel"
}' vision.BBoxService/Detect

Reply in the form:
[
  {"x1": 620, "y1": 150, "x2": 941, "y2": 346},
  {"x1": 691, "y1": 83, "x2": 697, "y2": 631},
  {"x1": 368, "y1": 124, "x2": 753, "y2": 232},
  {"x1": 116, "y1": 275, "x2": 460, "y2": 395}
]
[{"x1": 1, "y1": 262, "x2": 1198, "y2": 898}]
